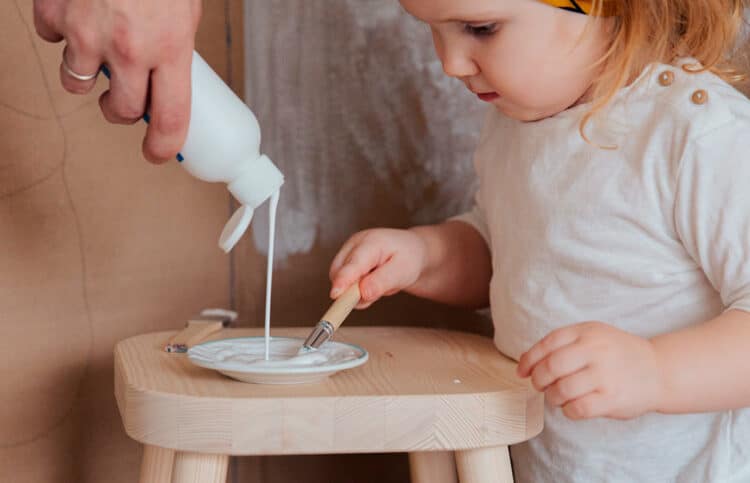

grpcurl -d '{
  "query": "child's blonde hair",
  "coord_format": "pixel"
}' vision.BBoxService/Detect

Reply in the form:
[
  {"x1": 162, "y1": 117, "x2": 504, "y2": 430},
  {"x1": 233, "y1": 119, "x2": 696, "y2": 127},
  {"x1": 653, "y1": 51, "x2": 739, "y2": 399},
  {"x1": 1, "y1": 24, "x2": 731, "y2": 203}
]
[{"x1": 583, "y1": 0, "x2": 750, "y2": 144}]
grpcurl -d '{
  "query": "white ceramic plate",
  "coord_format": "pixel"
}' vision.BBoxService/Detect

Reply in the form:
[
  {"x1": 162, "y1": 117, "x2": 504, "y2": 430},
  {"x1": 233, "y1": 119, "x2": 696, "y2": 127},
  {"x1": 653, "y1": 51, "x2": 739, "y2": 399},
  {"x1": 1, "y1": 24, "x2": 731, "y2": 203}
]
[{"x1": 187, "y1": 336, "x2": 368, "y2": 384}]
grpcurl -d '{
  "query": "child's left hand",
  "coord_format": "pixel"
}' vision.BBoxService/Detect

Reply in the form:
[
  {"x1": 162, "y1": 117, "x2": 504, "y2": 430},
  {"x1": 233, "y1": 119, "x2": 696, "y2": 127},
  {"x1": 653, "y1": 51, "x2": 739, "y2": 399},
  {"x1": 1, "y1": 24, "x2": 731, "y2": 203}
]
[{"x1": 516, "y1": 322, "x2": 663, "y2": 421}]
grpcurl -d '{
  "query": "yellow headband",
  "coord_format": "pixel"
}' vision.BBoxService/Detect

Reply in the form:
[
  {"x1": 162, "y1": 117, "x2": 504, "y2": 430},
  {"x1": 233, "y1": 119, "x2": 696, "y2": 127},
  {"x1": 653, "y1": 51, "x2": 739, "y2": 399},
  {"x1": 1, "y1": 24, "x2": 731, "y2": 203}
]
[{"x1": 540, "y1": 0, "x2": 596, "y2": 15}]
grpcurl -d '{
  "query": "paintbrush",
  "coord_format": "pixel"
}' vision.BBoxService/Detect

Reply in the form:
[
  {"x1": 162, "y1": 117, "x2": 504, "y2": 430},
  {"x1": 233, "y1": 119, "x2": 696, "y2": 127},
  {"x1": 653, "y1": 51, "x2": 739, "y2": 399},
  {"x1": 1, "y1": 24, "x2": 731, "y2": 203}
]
[
  {"x1": 298, "y1": 283, "x2": 361, "y2": 355},
  {"x1": 164, "y1": 308, "x2": 238, "y2": 353}
]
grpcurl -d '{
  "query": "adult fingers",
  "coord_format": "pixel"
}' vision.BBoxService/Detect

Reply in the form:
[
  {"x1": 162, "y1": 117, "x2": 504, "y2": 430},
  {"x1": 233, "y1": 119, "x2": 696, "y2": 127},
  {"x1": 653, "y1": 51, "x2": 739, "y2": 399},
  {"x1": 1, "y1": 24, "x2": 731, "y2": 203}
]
[
  {"x1": 544, "y1": 368, "x2": 598, "y2": 407},
  {"x1": 60, "y1": 43, "x2": 102, "y2": 95},
  {"x1": 517, "y1": 326, "x2": 581, "y2": 377},
  {"x1": 99, "y1": 63, "x2": 150, "y2": 124},
  {"x1": 142, "y1": 50, "x2": 193, "y2": 163},
  {"x1": 529, "y1": 342, "x2": 589, "y2": 392},
  {"x1": 33, "y1": 0, "x2": 64, "y2": 42}
]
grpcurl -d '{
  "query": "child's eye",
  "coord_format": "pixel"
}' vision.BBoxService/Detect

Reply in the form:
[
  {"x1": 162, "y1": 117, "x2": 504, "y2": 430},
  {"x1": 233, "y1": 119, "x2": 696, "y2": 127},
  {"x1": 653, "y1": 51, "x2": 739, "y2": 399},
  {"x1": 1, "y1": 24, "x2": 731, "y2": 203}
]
[{"x1": 463, "y1": 23, "x2": 498, "y2": 38}]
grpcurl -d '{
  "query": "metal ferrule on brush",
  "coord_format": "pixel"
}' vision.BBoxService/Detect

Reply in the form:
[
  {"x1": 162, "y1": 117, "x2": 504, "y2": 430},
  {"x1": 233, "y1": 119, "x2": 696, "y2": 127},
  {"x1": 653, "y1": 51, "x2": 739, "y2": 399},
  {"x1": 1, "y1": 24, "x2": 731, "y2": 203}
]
[{"x1": 302, "y1": 320, "x2": 335, "y2": 350}]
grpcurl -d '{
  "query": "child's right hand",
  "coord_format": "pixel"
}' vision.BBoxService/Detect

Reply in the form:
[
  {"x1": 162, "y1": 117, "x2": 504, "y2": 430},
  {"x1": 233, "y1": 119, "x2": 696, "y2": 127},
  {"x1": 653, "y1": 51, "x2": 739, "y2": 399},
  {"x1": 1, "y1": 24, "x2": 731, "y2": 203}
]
[{"x1": 329, "y1": 228, "x2": 428, "y2": 309}]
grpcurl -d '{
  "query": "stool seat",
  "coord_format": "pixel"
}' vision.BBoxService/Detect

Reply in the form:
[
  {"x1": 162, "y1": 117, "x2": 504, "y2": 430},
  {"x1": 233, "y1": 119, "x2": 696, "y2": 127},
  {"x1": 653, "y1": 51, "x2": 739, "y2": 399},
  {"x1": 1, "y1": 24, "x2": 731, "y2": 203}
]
[{"x1": 114, "y1": 326, "x2": 543, "y2": 483}]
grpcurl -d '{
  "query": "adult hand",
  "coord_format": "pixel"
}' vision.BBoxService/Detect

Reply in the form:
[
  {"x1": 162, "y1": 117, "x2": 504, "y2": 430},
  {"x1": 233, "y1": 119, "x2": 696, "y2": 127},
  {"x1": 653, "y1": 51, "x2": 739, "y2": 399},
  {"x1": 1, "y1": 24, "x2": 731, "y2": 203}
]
[
  {"x1": 33, "y1": 0, "x2": 203, "y2": 162},
  {"x1": 517, "y1": 321, "x2": 664, "y2": 420}
]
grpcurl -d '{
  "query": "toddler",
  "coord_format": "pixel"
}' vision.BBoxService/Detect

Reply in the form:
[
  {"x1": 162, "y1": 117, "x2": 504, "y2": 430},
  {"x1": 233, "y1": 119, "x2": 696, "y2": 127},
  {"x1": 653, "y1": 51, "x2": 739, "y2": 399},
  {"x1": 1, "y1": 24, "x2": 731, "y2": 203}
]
[{"x1": 329, "y1": 0, "x2": 750, "y2": 481}]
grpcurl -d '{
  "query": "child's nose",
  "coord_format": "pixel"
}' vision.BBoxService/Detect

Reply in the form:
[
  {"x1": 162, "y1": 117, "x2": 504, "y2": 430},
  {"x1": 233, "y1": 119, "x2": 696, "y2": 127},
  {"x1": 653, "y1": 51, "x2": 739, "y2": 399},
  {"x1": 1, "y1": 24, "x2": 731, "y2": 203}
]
[{"x1": 440, "y1": 49, "x2": 479, "y2": 79}]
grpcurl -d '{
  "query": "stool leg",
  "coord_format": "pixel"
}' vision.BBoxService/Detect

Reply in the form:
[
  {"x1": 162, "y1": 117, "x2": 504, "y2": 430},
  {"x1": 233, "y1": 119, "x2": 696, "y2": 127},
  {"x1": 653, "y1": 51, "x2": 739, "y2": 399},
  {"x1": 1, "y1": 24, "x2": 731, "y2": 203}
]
[
  {"x1": 455, "y1": 446, "x2": 513, "y2": 483},
  {"x1": 409, "y1": 451, "x2": 458, "y2": 483},
  {"x1": 139, "y1": 445, "x2": 175, "y2": 483},
  {"x1": 171, "y1": 452, "x2": 229, "y2": 483}
]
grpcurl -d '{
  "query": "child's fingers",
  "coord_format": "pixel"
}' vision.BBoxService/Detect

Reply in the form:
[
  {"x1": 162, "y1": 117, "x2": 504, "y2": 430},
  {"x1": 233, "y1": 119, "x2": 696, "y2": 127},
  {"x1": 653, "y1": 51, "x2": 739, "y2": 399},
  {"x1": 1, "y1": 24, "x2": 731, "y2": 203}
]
[
  {"x1": 330, "y1": 248, "x2": 382, "y2": 298},
  {"x1": 517, "y1": 326, "x2": 581, "y2": 377},
  {"x1": 329, "y1": 232, "x2": 366, "y2": 281},
  {"x1": 359, "y1": 258, "x2": 407, "y2": 304},
  {"x1": 355, "y1": 298, "x2": 375, "y2": 310},
  {"x1": 562, "y1": 391, "x2": 609, "y2": 421},
  {"x1": 544, "y1": 368, "x2": 597, "y2": 407},
  {"x1": 528, "y1": 342, "x2": 588, "y2": 392},
  {"x1": 331, "y1": 264, "x2": 364, "y2": 297},
  {"x1": 329, "y1": 246, "x2": 354, "y2": 282}
]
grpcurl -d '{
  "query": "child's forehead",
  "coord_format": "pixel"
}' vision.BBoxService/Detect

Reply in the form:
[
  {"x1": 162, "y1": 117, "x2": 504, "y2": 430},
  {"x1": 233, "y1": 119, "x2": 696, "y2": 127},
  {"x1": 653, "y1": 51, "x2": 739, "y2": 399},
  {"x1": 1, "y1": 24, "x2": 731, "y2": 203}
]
[
  {"x1": 401, "y1": 0, "x2": 602, "y2": 23},
  {"x1": 399, "y1": 0, "x2": 520, "y2": 22}
]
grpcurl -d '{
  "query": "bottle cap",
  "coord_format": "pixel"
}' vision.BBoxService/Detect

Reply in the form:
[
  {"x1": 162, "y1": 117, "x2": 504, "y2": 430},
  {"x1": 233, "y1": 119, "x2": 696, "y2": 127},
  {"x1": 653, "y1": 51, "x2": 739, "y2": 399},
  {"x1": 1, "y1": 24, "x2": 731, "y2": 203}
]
[
  {"x1": 219, "y1": 204, "x2": 254, "y2": 253},
  {"x1": 219, "y1": 154, "x2": 283, "y2": 253},
  {"x1": 227, "y1": 154, "x2": 284, "y2": 208}
]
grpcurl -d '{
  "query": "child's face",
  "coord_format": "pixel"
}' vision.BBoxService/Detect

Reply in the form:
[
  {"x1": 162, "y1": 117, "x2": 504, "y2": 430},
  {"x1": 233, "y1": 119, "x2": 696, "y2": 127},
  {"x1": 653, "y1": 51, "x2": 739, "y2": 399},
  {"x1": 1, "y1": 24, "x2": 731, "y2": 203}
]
[{"x1": 400, "y1": 0, "x2": 612, "y2": 121}]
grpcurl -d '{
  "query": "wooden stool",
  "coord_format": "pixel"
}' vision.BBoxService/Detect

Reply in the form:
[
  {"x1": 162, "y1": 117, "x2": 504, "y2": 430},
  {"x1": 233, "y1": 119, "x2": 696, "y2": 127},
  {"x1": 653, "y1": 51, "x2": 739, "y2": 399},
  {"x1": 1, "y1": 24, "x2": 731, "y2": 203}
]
[{"x1": 114, "y1": 327, "x2": 543, "y2": 483}]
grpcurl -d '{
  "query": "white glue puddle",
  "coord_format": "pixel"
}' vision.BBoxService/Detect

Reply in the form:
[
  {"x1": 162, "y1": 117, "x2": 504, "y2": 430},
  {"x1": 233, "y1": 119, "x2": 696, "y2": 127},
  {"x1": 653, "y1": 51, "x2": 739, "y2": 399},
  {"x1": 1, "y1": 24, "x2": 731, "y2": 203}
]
[
  {"x1": 190, "y1": 337, "x2": 363, "y2": 369},
  {"x1": 188, "y1": 188, "x2": 369, "y2": 383},
  {"x1": 188, "y1": 337, "x2": 368, "y2": 384}
]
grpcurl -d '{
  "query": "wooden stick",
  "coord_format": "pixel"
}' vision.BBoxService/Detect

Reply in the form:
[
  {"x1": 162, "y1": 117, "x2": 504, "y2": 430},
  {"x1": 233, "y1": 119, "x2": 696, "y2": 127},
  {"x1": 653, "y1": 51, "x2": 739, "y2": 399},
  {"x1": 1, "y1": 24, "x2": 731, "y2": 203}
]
[
  {"x1": 171, "y1": 452, "x2": 228, "y2": 483},
  {"x1": 164, "y1": 321, "x2": 224, "y2": 353},
  {"x1": 139, "y1": 445, "x2": 174, "y2": 483},
  {"x1": 321, "y1": 283, "x2": 361, "y2": 330},
  {"x1": 409, "y1": 451, "x2": 458, "y2": 483},
  {"x1": 455, "y1": 446, "x2": 513, "y2": 483}
]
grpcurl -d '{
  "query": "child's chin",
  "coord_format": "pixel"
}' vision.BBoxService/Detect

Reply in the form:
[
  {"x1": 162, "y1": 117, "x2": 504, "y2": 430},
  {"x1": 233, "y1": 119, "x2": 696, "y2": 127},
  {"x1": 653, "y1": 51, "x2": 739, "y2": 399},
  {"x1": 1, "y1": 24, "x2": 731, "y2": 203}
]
[{"x1": 498, "y1": 105, "x2": 553, "y2": 122}]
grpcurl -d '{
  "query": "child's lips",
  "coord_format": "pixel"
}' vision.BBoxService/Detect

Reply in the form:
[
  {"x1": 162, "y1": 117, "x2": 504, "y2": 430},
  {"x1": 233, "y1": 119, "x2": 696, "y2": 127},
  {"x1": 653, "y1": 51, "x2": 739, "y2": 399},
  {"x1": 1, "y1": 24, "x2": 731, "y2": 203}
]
[{"x1": 477, "y1": 92, "x2": 500, "y2": 102}]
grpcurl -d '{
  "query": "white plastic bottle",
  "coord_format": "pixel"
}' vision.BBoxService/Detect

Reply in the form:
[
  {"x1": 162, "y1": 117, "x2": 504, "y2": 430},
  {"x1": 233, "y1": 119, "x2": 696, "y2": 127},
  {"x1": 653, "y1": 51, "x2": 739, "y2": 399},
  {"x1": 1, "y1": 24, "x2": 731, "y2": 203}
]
[
  {"x1": 104, "y1": 51, "x2": 284, "y2": 253},
  {"x1": 180, "y1": 51, "x2": 284, "y2": 253}
]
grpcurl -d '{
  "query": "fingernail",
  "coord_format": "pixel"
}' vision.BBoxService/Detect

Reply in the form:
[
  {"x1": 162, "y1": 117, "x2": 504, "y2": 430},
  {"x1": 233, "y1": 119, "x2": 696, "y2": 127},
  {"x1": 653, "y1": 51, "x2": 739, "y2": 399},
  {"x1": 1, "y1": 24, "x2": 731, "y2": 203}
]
[{"x1": 331, "y1": 287, "x2": 342, "y2": 298}]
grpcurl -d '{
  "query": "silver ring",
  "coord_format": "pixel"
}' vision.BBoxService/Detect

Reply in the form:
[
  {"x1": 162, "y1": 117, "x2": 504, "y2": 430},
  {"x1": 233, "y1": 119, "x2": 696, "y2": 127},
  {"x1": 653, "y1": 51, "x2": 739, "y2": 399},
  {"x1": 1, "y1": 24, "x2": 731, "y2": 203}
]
[{"x1": 62, "y1": 46, "x2": 99, "y2": 81}]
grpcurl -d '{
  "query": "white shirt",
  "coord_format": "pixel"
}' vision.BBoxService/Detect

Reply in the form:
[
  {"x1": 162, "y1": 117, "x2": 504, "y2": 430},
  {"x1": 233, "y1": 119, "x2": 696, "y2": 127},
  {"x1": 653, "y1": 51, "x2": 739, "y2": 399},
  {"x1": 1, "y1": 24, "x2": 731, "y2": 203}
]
[{"x1": 456, "y1": 60, "x2": 750, "y2": 482}]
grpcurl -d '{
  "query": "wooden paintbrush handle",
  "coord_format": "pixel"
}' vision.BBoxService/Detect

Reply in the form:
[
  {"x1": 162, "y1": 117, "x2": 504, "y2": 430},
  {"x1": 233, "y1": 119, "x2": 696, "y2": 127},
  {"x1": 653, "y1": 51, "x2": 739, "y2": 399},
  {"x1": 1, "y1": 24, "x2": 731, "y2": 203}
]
[
  {"x1": 164, "y1": 320, "x2": 224, "y2": 352},
  {"x1": 321, "y1": 283, "x2": 361, "y2": 330}
]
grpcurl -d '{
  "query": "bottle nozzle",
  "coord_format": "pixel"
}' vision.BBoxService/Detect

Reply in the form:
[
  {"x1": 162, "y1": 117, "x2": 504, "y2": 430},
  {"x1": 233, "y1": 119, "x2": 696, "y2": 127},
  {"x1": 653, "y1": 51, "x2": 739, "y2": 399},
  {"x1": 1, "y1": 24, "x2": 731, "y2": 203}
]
[
  {"x1": 218, "y1": 154, "x2": 283, "y2": 253},
  {"x1": 227, "y1": 154, "x2": 284, "y2": 207}
]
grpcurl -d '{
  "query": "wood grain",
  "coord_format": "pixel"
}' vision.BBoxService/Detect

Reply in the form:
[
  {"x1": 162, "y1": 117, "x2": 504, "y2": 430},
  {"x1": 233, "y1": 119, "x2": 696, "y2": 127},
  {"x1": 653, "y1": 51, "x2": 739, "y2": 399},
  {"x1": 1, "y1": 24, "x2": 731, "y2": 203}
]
[
  {"x1": 0, "y1": 1, "x2": 235, "y2": 483},
  {"x1": 455, "y1": 446, "x2": 513, "y2": 483},
  {"x1": 115, "y1": 327, "x2": 543, "y2": 456},
  {"x1": 409, "y1": 451, "x2": 458, "y2": 483},
  {"x1": 139, "y1": 445, "x2": 175, "y2": 483},
  {"x1": 321, "y1": 284, "x2": 360, "y2": 330},
  {"x1": 171, "y1": 452, "x2": 228, "y2": 483}
]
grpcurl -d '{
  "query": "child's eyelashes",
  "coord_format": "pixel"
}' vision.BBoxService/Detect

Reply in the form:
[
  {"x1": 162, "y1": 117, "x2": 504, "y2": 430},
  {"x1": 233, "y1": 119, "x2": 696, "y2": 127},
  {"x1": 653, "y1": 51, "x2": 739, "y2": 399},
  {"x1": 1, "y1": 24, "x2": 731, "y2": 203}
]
[{"x1": 463, "y1": 22, "x2": 499, "y2": 38}]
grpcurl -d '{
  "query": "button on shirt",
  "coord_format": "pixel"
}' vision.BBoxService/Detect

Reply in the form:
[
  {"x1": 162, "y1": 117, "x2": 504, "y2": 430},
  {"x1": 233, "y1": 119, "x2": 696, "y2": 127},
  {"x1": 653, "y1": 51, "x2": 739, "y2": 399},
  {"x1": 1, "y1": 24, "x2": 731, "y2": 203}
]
[{"x1": 456, "y1": 60, "x2": 750, "y2": 482}]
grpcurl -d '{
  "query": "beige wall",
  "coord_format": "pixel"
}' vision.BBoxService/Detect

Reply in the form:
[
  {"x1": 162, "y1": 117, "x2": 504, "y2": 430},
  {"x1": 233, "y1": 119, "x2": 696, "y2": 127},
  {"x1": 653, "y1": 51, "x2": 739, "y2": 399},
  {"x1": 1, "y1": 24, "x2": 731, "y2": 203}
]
[{"x1": 0, "y1": 1, "x2": 238, "y2": 482}]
